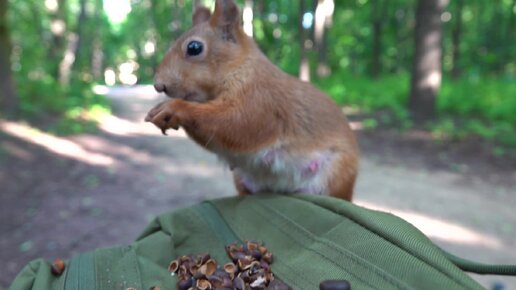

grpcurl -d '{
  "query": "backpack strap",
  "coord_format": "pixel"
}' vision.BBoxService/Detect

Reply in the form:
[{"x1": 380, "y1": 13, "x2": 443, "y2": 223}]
[{"x1": 443, "y1": 252, "x2": 516, "y2": 276}]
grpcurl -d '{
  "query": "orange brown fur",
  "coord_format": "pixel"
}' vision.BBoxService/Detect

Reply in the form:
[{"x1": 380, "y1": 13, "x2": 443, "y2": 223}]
[{"x1": 146, "y1": 0, "x2": 359, "y2": 201}]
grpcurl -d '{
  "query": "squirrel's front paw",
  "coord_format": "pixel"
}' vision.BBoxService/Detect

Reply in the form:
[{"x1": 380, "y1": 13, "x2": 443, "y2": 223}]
[{"x1": 145, "y1": 101, "x2": 180, "y2": 135}]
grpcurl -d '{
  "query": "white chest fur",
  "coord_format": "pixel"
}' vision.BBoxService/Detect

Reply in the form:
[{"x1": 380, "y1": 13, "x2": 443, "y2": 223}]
[{"x1": 218, "y1": 146, "x2": 335, "y2": 194}]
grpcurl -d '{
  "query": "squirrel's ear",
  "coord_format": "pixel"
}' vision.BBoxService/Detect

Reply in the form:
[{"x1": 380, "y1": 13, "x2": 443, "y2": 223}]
[
  {"x1": 192, "y1": 6, "x2": 211, "y2": 25},
  {"x1": 209, "y1": 0, "x2": 240, "y2": 41}
]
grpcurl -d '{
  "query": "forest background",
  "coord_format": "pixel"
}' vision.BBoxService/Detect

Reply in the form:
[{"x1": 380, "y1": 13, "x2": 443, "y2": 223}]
[{"x1": 1, "y1": 0, "x2": 515, "y2": 152}]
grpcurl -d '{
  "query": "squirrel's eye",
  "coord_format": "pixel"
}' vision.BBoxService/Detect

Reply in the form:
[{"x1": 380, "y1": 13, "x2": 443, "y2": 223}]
[{"x1": 186, "y1": 41, "x2": 204, "y2": 56}]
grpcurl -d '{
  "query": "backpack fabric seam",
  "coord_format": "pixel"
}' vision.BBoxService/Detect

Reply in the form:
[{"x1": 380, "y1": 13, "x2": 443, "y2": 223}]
[
  {"x1": 291, "y1": 195, "x2": 477, "y2": 290},
  {"x1": 251, "y1": 201, "x2": 410, "y2": 290}
]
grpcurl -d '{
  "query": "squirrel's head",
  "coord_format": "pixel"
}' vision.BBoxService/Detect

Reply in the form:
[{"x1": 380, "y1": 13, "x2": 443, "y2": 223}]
[{"x1": 154, "y1": 0, "x2": 251, "y2": 102}]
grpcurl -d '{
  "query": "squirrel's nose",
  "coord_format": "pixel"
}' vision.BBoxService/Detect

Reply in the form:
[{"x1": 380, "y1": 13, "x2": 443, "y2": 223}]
[{"x1": 154, "y1": 83, "x2": 167, "y2": 93}]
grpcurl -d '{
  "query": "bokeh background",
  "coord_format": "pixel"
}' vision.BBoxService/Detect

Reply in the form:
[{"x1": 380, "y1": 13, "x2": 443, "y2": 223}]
[{"x1": 0, "y1": 0, "x2": 515, "y2": 289}]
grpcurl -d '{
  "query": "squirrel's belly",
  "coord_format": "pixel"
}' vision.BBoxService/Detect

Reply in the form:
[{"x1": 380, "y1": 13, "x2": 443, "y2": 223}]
[{"x1": 223, "y1": 147, "x2": 336, "y2": 195}]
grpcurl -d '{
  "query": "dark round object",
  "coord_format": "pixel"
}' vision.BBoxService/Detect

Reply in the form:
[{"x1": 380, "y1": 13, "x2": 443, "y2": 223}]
[
  {"x1": 177, "y1": 278, "x2": 193, "y2": 290},
  {"x1": 319, "y1": 280, "x2": 351, "y2": 290},
  {"x1": 186, "y1": 41, "x2": 204, "y2": 56}
]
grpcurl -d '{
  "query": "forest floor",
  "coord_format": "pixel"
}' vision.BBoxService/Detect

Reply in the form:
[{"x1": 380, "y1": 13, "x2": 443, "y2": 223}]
[{"x1": 1, "y1": 86, "x2": 515, "y2": 290}]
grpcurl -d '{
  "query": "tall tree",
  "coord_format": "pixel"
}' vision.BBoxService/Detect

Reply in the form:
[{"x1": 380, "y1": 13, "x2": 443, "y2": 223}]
[
  {"x1": 171, "y1": 0, "x2": 183, "y2": 38},
  {"x1": 313, "y1": 0, "x2": 334, "y2": 78},
  {"x1": 243, "y1": 0, "x2": 254, "y2": 37},
  {"x1": 59, "y1": 0, "x2": 86, "y2": 85},
  {"x1": 409, "y1": 0, "x2": 449, "y2": 123},
  {"x1": 48, "y1": 0, "x2": 68, "y2": 79},
  {"x1": 91, "y1": 0, "x2": 104, "y2": 80},
  {"x1": 299, "y1": 0, "x2": 310, "y2": 81},
  {"x1": 451, "y1": 0, "x2": 463, "y2": 79},
  {"x1": 370, "y1": 0, "x2": 389, "y2": 78},
  {"x1": 0, "y1": 0, "x2": 18, "y2": 113}
]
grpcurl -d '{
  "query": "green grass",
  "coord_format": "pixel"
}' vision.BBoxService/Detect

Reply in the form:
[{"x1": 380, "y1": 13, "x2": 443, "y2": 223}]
[{"x1": 315, "y1": 72, "x2": 516, "y2": 147}]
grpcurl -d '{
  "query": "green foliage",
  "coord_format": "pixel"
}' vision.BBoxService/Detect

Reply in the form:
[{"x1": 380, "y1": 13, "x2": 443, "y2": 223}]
[
  {"x1": 4, "y1": 0, "x2": 515, "y2": 144},
  {"x1": 48, "y1": 83, "x2": 111, "y2": 136},
  {"x1": 439, "y1": 77, "x2": 516, "y2": 124},
  {"x1": 7, "y1": 0, "x2": 110, "y2": 134},
  {"x1": 314, "y1": 71, "x2": 515, "y2": 146},
  {"x1": 315, "y1": 72, "x2": 410, "y2": 122}
]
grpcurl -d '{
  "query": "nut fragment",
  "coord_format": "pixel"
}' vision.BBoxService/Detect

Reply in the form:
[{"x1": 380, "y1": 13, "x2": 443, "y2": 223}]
[
  {"x1": 250, "y1": 250, "x2": 262, "y2": 260},
  {"x1": 262, "y1": 252, "x2": 273, "y2": 264},
  {"x1": 170, "y1": 242, "x2": 289, "y2": 290},
  {"x1": 169, "y1": 259, "x2": 180, "y2": 273},
  {"x1": 246, "y1": 241, "x2": 258, "y2": 252},
  {"x1": 237, "y1": 257, "x2": 253, "y2": 271},
  {"x1": 250, "y1": 276, "x2": 267, "y2": 288},
  {"x1": 223, "y1": 262, "x2": 237, "y2": 279},
  {"x1": 198, "y1": 253, "x2": 211, "y2": 265},
  {"x1": 233, "y1": 276, "x2": 246, "y2": 290},
  {"x1": 51, "y1": 258, "x2": 66, "y2": 276},
  {"x1": 177, "y1": 278, "x2": 193, "y2": 290},
  {"x1": 149, "y1": 287, "x2": 161, "y2": 290},
  {"x1": 196, "y1": 278, "x2": 212, "y2": 290},
  {"x1": 199, "y1": 259, "x2": 217, "y2": 277},
  {"x1": 208, "y1": 274, "x2": 224, "y2": 288}
]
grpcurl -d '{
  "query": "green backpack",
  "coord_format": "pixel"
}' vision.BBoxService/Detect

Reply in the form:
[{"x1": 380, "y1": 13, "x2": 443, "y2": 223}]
[{"x1": 8, "y1": 194, "x2": 516, "y2": 290}]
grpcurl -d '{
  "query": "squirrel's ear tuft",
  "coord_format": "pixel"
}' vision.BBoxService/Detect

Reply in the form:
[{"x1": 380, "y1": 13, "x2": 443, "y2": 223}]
[
  {"x1": 192, "y1": 6, "x2": 211, "y2": 26},
  {"x1": 209, "y1": 0, "x2": 240, "y2": 41}
]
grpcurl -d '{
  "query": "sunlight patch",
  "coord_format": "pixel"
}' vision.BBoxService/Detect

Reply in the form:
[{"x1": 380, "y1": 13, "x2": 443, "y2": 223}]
[
  {"x1": 0, "y1": 120, "x2": 114, "y2": 167},
  {"x1": 356, "y1": 200, "x2": 503, "y2": 250},
  {"x1": 349, "y1": 121, "x2": 364, "y2": 131},
  {"x1": 103, "y1": 0, "x2": 131, "y2": 24}
]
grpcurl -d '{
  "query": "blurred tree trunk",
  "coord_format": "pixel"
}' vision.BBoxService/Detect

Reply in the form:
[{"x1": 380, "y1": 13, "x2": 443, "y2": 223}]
[
  {"x1": 409, "y1": 0, "x2": 449, "y2": 123},
  {"x1": 255, "y1": 1, "x2": 265, "y2": 16},
  {"x1": 149, "y1": 0, "x2": 160, "y2": 74},
  {"x1": 0, "y1": 0, "x2": 18, "y2": 113},
  {"x1": 31, "y1": 4, "x2": 47, "y2": 49},
  {"x1": 299, "y1": 0, "x2": 310, "y2": 82},
  {"x1": 48, "y1": 0, "x2": 68, "y2": 79},
  {"x1": 171, "y1": 0, "x2": 183, "y2": 38},
  {"x1": 507, "y1": 0, "x2": 515, "y2": 60},
  {"x1": 91, "y1": 0, "x2": 104, "y2": 80},
  {"x1": 370, "y1": 0, "x2": 389, "y2": 79},
  {"x1": 392, "y1": 8, "x2": 405, "y2": 73},
  {"x1": 314, "y1": 0, "x2": 333, "y2": 78},
  {"x1": 243, "y1": 0, "x2": 254, "y2": 37},
  {"x1": 193, "y1": 0, "x2": 201, "y2": 12},
  {"x1": 71, "y1": 0, "x2": 87, "y2": 70},
  {"x1": 59, "y1": 0, "x2": 86, "y2": 85},
  {"x1": 451, "y1": 0, "x2": 463, "y2": 79}
]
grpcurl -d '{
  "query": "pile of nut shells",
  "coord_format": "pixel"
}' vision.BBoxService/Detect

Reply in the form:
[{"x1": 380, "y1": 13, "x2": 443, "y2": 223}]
[{"x1": 169, "y1": 241, "x2": 291, "y2": 290}]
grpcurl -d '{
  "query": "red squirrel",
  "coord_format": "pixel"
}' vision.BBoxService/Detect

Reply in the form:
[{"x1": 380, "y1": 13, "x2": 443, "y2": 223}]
[{"x1": 146, "y1": 0, "x2": 359, "y2": 201}]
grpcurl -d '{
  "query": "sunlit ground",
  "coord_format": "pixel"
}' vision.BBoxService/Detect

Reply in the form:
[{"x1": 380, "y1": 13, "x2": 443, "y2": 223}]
[
  {"x1": 355, "y1": 200, "x2": 502, "y2": 249},
  {"x1": 0, "y1": 121, "x2": 114, "y2": 167}
]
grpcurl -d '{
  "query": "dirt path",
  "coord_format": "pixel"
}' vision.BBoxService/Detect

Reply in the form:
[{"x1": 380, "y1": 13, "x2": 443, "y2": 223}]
[{"x1": 1, "y1": 86, "x2": 514, "y2": 289}]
